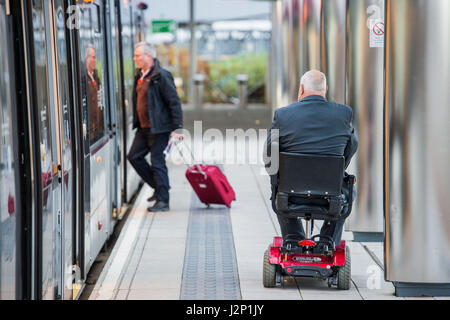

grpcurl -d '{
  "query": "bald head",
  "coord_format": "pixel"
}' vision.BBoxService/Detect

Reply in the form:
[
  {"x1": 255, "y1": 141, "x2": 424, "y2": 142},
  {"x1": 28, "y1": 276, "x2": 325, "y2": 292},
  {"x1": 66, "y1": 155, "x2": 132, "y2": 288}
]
[{"x1": 298, "y1": 70, "x2": 328, "y2": 101}]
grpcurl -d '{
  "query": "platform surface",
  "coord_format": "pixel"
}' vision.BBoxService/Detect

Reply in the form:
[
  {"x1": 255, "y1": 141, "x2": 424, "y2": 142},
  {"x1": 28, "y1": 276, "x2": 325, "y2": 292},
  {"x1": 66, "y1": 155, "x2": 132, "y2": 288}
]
[{"x1": 89, "y1": 159, "x2": 450, "y2": 300}]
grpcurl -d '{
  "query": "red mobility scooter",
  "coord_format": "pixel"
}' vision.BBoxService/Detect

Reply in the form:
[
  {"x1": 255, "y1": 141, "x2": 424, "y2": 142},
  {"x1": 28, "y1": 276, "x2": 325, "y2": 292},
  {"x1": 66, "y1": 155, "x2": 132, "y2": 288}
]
[{"x1": 263, "y1": 152, "x2": 355, "y2": 289}]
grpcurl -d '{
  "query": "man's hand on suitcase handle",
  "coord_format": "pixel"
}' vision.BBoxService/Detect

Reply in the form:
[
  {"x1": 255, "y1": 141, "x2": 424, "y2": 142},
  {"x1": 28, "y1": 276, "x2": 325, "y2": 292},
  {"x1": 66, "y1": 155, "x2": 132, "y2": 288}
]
[
  {"x1": 164, "y1": 133, "x2": 184, "y2": 157},
  {"x1": 171, "y1": 131, "x2": 184, "y2": 141}
]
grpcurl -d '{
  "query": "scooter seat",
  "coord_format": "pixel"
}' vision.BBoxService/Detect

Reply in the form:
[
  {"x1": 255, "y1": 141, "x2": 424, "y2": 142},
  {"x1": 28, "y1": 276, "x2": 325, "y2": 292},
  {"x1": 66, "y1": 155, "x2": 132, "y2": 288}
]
[{"x1": 278, "y1": 194, "x2": 348, "y2": 221}]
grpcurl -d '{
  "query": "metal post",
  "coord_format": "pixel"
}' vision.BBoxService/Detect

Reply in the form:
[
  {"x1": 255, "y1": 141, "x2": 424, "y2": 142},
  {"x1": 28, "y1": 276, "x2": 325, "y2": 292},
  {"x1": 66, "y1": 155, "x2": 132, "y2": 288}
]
[
  {"x1": 137, "y1": 2, "x2": 148, "y2": 42},
  {"x1": 237, "y1": 74, "x2": 248, "y2": 109},
  {"x1": 385, "y1": 0, "x2": 450, "y2": 296},
  {"x1": 345, "y1": 0, "x2": 384, "y2": 239},
  {"x1": 305, "y1": 219, "x2": 311, "y2": 240},
  {"x1": 270, "y1": 0, "x2": 283, "y2": 112},
  {"x1": 193, "y1": 74, "x2": 204, "y2": 109},
  {"x1": 320, "y1": 0, "x2": 346, "y2": 104},
  {"x1": 189, "y1": 0, "x2": 197, "y2": 107}
]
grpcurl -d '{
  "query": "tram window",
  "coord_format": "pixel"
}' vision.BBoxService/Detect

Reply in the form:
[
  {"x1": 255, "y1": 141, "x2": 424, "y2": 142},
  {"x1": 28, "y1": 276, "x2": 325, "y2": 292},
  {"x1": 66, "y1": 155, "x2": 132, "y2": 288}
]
[
  {"x1": 0, "y1": 3, "x2": 17, "y2": 300},
  {"x1": 84, "y1": 44, "x2": 105, "y2": 146},
  {"x1": 93, "y1": 3, "x2": 101, "y2": 33}
]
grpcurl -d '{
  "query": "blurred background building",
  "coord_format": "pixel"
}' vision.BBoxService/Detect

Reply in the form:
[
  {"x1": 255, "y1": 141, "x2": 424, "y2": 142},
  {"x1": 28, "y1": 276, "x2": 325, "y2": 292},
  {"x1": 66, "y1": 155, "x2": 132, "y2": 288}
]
[{"x1": 141, "y1": 0, "x2": 272, "y2": 105}]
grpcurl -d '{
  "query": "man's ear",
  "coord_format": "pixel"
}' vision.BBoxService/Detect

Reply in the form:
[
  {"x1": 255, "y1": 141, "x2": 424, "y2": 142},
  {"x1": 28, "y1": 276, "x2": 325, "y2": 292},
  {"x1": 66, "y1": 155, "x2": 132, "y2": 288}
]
[{"x1": 298, "y1": 84, "x2": 304, "y2": 101}]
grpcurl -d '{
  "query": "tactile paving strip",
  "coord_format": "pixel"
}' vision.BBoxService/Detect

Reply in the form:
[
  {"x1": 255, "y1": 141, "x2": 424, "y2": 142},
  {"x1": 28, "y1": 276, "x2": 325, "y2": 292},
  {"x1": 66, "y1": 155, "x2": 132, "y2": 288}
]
[{"x1": 180, "y1": 192, "x2": 241, "y2": 300}]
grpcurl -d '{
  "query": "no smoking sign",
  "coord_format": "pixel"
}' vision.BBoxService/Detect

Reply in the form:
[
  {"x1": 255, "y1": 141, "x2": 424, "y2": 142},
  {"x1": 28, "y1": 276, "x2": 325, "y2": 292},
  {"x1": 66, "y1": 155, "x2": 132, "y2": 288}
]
[
  {"x1": 370, "y1": 19, "x2": 384, "y2": 48},
  {"x1": 373, "y1": 22, "x2": 384, "y2": 36}
]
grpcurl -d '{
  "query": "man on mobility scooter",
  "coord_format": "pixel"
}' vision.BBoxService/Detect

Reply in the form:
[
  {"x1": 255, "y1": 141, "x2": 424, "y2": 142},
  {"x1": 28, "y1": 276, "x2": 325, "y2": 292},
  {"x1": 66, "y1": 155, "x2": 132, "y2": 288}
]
[{"x1": 263, "y1": 70, "x2": 358, "y2": 289}]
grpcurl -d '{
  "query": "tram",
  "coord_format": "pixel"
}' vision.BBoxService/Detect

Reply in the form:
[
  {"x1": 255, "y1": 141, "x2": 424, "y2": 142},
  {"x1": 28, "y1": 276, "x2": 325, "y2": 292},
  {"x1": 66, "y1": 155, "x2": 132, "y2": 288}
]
[{"x1": 0, "y1": 0, "x2": 144, "y2": 300}]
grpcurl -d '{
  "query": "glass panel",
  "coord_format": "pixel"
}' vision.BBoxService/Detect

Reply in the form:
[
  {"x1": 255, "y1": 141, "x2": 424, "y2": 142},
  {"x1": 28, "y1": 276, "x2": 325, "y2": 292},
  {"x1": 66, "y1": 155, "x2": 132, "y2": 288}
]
[
  {"x1": 0, "y1": 1, "x2": 17, "y2": 300},
  {"x1": 91, "y1": 1, "x2": 109, "y2": 138},
  {"x1": 121, "y1": 1, "x2": 139, "y2": 201},
  {"x1": 31, "y1": 0, "x2": 55, "y2": 300},
  {"x1": 111, "y1": 1, "x2": 125, "y2": 203},
  {"x1": 93, "y1": 3, "x2": 101, "y2": 33},
  {"x1": 53, "y1": 0, "x2": 73, "y2": 300},
  {"x1": 79, "y1": 2, "x2": 107, "y2": 147}
]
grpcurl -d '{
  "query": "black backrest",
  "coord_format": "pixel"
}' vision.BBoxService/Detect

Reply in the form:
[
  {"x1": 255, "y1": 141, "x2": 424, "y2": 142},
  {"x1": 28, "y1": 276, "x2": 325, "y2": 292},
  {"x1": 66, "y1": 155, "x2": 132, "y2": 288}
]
[{"x1": 278, "y1": 152, "x2": 345, "y2": 196}]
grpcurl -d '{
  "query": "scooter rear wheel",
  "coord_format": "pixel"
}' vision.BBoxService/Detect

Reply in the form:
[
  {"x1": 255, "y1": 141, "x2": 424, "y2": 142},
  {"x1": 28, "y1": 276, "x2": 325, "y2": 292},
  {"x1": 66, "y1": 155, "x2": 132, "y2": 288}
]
[
  {"x1": 263, "y1": 249, "x2": 277, "y2": 288},
  {"x1": 337, "y1": 246, "x2": 351, "y2": 290}
]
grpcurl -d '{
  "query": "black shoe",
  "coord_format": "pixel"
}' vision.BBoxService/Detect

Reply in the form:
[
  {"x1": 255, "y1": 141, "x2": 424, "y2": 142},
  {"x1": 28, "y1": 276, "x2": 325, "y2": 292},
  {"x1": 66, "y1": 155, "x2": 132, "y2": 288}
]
[
  {"x1": 147, "y1": 201, "x2": 170, "y2": 212},
  {"x1": 147, "y1": 193, "x2": 157, "y2": 202}
]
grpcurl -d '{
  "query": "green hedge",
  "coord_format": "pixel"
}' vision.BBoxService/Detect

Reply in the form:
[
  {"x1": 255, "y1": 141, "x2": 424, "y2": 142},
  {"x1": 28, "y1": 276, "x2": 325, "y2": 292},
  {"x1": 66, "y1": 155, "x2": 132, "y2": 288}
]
[{"x1": 206, "y1": 52, "x2": 267, "y2": 103}]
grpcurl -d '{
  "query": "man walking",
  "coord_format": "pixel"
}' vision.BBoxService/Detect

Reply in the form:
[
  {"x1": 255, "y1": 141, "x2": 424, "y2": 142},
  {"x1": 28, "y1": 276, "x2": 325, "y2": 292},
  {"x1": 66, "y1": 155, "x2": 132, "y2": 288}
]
[{"x1": 127, "y1": 42, "x2": 184, "y2": 212}]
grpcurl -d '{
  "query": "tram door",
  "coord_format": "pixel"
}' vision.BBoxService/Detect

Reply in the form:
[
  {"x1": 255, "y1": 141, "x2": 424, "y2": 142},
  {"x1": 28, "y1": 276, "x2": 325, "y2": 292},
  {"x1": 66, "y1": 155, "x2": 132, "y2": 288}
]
[
  {"x1": 0, "y1": 0, "x2": 21, "y2": 300},
  {"x1": 47, "y1": 0, "x2": 75, "y2": 300},
  {"x1": 108, "y1": 0, "x2": 125, "y2": 219},
  {"x1": 77, "y1": 0, "x2": 113, "y2": 275},
  {"x1": 119, "y1": 1, "x2": 139, "y2": 203},
  {"x1": 27, "y1": 0, "x2": 62, "y2": 300},
  {"x1": 26, "y1": 0, "x2": 75, "y2": 300}
]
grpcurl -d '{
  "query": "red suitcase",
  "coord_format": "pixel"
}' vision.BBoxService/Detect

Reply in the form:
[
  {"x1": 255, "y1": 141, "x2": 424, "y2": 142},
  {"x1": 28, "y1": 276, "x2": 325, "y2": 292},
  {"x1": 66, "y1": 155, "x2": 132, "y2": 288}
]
[
  {"x1": 185, "y1": 164, "x2": 236, "y2": 208},
  {"x1": 166, "y1": 138, "x2": 236, "y2": 208}
]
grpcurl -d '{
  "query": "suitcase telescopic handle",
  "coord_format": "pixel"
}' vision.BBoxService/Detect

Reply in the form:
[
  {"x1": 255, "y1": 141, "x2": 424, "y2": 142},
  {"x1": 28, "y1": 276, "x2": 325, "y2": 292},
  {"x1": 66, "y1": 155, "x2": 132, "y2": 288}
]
[{"x1": 169, "y1": 138, "x2": 207, "y2": 180}]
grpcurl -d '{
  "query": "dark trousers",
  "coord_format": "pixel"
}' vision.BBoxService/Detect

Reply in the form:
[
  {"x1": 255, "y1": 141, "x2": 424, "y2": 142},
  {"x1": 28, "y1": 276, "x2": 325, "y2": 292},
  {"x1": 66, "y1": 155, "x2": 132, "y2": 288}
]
[
  {"x1": 127, "y1": 128, "x2": 170, "y2": 203},
  {"x1": 277, "y1": 215, "x2": 345, "y2": 245}
]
